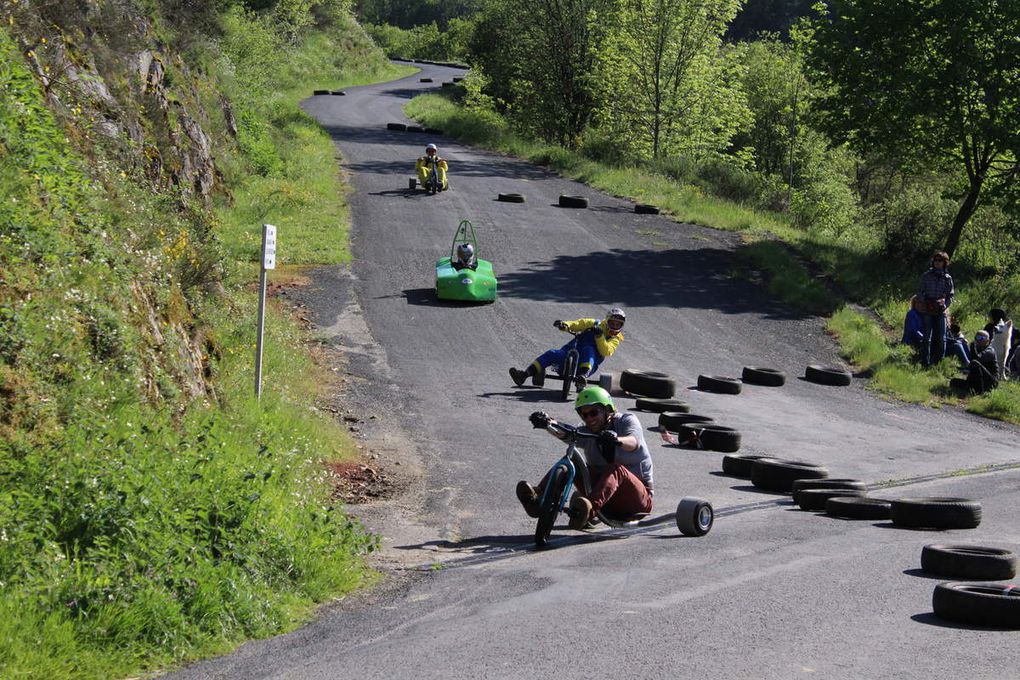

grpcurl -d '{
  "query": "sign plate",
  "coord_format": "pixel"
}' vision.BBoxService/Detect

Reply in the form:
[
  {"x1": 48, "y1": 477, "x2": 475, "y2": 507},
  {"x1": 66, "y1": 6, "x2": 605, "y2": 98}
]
[{"x1": 262, "y1": 223, "x2": 277, "y2": 270}]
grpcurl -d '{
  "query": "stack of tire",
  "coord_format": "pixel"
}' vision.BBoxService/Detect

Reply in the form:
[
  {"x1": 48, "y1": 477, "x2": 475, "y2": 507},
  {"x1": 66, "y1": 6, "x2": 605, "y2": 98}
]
[{"x1": 923, "y1": 544, "x2": 1020, "y2": 628}]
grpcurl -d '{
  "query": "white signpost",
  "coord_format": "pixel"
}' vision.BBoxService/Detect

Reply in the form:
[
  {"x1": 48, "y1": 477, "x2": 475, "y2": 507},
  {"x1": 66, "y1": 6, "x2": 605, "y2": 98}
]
[{"x1": 254, "y1": 223, "x2": 277, "y2": 400}]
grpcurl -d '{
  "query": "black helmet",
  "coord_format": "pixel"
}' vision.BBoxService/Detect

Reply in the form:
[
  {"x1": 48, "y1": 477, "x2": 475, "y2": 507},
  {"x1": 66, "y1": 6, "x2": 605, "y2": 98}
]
[{"x1": 456, "y1": 242, "x2": 474, "y2": 264}]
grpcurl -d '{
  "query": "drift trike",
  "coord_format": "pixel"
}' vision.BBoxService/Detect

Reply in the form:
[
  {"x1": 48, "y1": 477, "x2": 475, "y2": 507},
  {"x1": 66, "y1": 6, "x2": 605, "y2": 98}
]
[
  {"x1": 527, "y1": 328, "x2": 615, "y2": 401},
  {"x1": 435, "y1": 219, "x2": 497, "y2": 302},
  {"x1": 532, "y1": 420, "x2": 714, "y2": 547}
]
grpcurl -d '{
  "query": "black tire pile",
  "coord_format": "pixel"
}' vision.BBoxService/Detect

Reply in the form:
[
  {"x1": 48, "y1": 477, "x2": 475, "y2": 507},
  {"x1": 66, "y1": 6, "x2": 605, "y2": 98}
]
[{"x1": 922, "y1": 544, "x2": 1020, "y2": 628}]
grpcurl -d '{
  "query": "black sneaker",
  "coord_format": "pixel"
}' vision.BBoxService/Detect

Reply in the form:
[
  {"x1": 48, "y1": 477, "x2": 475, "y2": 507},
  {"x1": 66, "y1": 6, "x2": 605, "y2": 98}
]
[
  {"x1": 509, "y1": 367, "x2": 528, "y2": 387},
  {"x1": 516, "y1": 481, "x2": 540, "y2": 518},
  {"x1": 573, "y1": 375, "x2": 587, "y2": 391}
]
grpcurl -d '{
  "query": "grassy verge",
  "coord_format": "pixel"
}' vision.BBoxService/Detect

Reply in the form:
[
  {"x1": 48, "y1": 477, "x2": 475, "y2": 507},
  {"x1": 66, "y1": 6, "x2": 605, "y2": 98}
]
[
  {"x1": 405, "y1": 91, "x2": 1020, "y2": 425},
  {"x1": 0, "y1": 15, "x2": 408, "y2": 679}
]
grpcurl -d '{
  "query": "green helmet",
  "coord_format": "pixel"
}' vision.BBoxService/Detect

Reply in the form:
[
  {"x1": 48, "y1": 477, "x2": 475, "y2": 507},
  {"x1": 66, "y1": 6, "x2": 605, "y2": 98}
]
[{"x1": 574, "y1": 386, "x2": 615, "y2": 412}]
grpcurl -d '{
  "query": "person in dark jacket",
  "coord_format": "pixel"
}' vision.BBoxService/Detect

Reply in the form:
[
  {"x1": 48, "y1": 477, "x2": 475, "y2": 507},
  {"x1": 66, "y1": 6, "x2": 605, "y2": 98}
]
[
  {"x1": 965, "y1": 330, "x2": 998, "y2": 394},
  {"x1": 915, "y1": 251, "x2": 955, "y2": 367}
]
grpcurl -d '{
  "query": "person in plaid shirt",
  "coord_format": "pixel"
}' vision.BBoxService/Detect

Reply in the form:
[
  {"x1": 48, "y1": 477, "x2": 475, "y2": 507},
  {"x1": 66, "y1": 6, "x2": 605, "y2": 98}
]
[{"x1": 916, "y1": 250, "x2": 955, "y2": 367}]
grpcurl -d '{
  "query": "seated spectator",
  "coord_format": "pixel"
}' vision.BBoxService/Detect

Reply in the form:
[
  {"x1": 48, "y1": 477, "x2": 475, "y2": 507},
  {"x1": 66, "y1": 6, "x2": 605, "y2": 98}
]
[
  {"x1": 983, "y1": 308, "x2": 1013, "y2": 380},
  {"x1": 901, "y1": 297, "x2": 924, "y2": 349},
  {"x1": 945, "y1": 320, "x2": 969, "y2": 367},
  {"x1": 965, "y1": 330, "x2": 998, "y2": 394}
]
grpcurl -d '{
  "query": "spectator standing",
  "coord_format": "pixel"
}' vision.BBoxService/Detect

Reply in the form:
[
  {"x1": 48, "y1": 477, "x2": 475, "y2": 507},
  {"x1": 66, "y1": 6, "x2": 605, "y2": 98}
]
[{"x1": 915, "y1": 251, "x2": 954, "y2": 367}]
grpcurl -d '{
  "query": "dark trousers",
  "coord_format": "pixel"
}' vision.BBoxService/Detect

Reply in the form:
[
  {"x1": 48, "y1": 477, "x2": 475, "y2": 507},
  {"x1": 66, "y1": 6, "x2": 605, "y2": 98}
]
[{"x1": 921, "y1": 313, "x2": 946, "y2": 367}]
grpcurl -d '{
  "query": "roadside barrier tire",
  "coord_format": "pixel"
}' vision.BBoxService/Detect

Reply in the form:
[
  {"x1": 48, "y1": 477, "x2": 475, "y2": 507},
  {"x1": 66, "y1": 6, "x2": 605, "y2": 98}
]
[
  {"x1": 558, "y1": 194, "x2": 589, "y2": 208},
  {"x1": 331, "y1": 90, "x2": 346, "y2": 95},
  {"x1": 635, "y1": 398, "x2": 688, "y2": 413},
  {"x1": 825, "y1": 496, "x2": 892, "y2": 520},
  {"x1": 407, "y1": 125, "x2": 424, "y2": 133},
  {"x1": 721, "y1": 454, "x2": 776, "y2": 478},
  {"x1": 933, "y1": 582, "x2": 1020, "y2": 628},
  {"x1": 408, "y1": 178, "x2": 417, "y2": 190},
  {"x1": 658, "y1": 411, "x2": 710, "y2": 431},
  {"x1": 453, "y1": 76, "x2": 464, "y2": 82},
  {"x1": 791, "y1": 478, "x2": 866, "y2": 504},
  {"x1": 805, "y1": 364, "x2": 852, "y2": 386},
  {"x1": 677, "y1": 424, "x2": 741, "y2": 453},
  {"x1": 676, "y1": 498, "x2": 713, "y2": 536},
  {"x1": 751, "y1": 458, "x2": 829, "y2": 493},
  {"x1": 442, "y1": 81, "x2": 453, "y2": 88},
  {"x1": 424, "y1": 127, "x2": 444, "y2": 135},
  {"x1": 922, "y1": 544, "x2": 1017, "y2": 580},
  {"x1": 497, "y1": 193, "x2": 525, "y2": 203},
  {"x1": 313, "y1": 89, "x2": 329, "y2": 95},
  {"x1": 697, "y1": 374, "x2": 742, "y2": 394},
  {"x1": 635, "y1": 203, "x2": 660, "y2": 214},
  {"x1": 742, "y1": 366, "x2": 786, "y2": 387},
  {"x1": 890, "y1": 497, "x2": 982, "y2": 530},
  {"x1": 387, "y1": 122, "x2": 407, "y2": 131},
  {"x1": 797, "y1": 488, "x2": 866, "y2": 512},
  {"x1": 620, "y1": 369, "x2": 676, "y2": 398},
  {"x1": 420, "y1": 77, "x2": 433, "y2": 83}
]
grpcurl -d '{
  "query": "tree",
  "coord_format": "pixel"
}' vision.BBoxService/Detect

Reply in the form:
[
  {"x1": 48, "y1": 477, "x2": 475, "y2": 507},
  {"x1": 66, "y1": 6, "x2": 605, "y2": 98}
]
[{"x1": 806, "y1": 0, "x2": 1020, "y2": 258}]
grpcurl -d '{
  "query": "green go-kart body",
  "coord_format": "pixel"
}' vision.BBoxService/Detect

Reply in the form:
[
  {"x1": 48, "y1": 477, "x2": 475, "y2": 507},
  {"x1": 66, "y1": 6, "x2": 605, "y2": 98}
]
[{"x1": 435, "y1": 220, "x2": 498, "y2": 302}]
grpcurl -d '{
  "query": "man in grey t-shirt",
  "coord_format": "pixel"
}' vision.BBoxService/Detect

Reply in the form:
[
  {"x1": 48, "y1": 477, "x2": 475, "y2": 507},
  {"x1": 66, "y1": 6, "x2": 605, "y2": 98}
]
[{"x1": 517, "y1": 386, "x2": 653, "y2": 529}]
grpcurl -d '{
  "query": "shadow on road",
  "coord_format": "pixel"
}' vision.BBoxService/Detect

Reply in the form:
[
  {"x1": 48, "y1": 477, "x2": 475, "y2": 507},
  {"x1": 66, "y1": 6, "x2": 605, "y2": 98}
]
[
  {"x1": 497, "y1": 247, "x2": 812, "y2": 320},
  {"x1": 476, "y1": 388, "x2": 565, "y2": 403},
  {"x1": 400, "y1": 287, "x2": 493, "y2": 308},
  {"x1": 909, "y1": 612, "x2": 1003, "y2": 631}
]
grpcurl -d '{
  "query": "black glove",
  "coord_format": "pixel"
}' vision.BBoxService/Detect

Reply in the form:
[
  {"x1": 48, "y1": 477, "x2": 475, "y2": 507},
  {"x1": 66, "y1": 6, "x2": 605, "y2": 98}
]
[
  {"x1": 597, "y1": 429, "x2": 618, "y2": 462},
  {"x1": 554, "y1": 320, "x2": 567, "y2": 330},
  {"x1": 593, "y1": 326, "x2": 603, "y2": 337},
  {"x1": 529, "y1": 411, "x2": 551, "y2": 429}
]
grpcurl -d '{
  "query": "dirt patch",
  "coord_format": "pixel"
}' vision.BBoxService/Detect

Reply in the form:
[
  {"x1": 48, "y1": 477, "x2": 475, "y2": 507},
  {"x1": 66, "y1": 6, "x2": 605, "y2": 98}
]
[{"x1": 325, "y1": 460, "x2": 398, "y2": 504}]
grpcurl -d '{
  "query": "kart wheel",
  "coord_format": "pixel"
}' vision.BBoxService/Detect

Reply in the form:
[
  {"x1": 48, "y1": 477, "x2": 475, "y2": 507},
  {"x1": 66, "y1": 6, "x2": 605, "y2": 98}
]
[
  {"x1": 634, "y1": 203, "x2": 660, "y2": 214},
  {"x1": 619, "y1": 369, "x2": 676, "y2": 398},
  {"x1": 558, "y1": 194, "x2": 589, "y2": 208},
  {"x1": 386, "y1": 122, "x2": 407, "y2": 131},
  {"x1": 408, "y1": 178, "x2": 417, "y2": 190},
  {"x1": 676, "y1": 497, "x2": 713, "y2": 537},
  {"x1": 697, "y1": 374, "x2": 742, "y2": 394},
  {"x1": 805, "y1": 364, "x2": 852, "y2": 386},
  {"x1": 561, "y1": 352, "x2": 578, "y2": 401},
  {"x1": 535, "y1": 465, "x2": 568, "y2": 547},
  {"x1": 741, "y1": 366, "x2": 786, "y2": 387},
  {"x1": 497, "y1": 193, "x2": 525, "y2": 203}
]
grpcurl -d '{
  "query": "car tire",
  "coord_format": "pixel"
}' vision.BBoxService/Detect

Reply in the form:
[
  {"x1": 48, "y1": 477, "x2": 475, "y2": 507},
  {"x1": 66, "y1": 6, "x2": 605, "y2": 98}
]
[
  {"x1": 805, "y1": 364, "x2": 852, "y2": 386},
  {"x1": 922, "y1": 544, "x2": 1017, "y2": 580},
  {"x1": 497, "y1": 193, "x2": 525, "y2": 203},
  {"x1": 751, "y1": 458, "x2": 829, "y2": 493},
  {"x1": 933, "y1": 582, "x2": 1020, "y2": 628},
  {"x1": 697, "y1": 374, "x2": 742, "y2": 394},
  {"x1": 676, "y1": 424, "x2": 741, "y2": 452},
  {"x1": 741, "y1": 366, "x2": 786, "y2": 387},
  {"x1": 791, "y1": 478, "x2": 866, "y2": 504},
  {"x1": 658, "y1": 412, "x2": 711, "y2": 431},
  {"x1": 558, "y1": 195, "x2": 589, "y2": 208},
  {"x1": 824, "y1": 496, "x2": 892, "y2": 520},
  {"x1": 387, "y1": 122, "x2": 407, "y2": 131},
  {"x1": 890, "y1": 497, "x2": 982, "y2": 529},
  {"x1": 721, "y1": 454, "x2": 776, "y2": 478},
  {"x1": 797, "y1": 488, "x2": 867, "y2": 512},
  {"x1": 635, "y1": 203, "x2": 660, "y2": 214},
  {"x1": 619, "y1": 369, "x2": 676, "y2": 398},
  {"x1": 676, "y1": 498, "x2": 713, "y2": 537},
  {"x1": 635, "y1": 398, "x2": 689, "y2": 413}
]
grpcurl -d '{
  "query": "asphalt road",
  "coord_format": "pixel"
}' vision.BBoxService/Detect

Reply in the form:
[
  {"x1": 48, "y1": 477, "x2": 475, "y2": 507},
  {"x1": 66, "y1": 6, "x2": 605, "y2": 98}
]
[{"x1": 167, "y1": 63, "x2": 1020, "y2": 680}]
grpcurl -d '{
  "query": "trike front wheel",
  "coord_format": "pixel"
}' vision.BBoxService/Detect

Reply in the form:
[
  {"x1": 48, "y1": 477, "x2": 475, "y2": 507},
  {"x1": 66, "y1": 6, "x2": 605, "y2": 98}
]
[
  {"x1": 560, "y1": 350, "x2": 578, "y2": 401},
  {"x1": 535, "y1": 465, "x2": 569, "y2": 547}
]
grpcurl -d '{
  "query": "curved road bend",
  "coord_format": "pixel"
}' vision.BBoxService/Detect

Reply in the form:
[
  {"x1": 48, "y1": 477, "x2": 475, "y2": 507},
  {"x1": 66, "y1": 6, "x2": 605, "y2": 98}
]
[{"x1": 167, "y1": 63, "x2": 1020, "y2": 680}]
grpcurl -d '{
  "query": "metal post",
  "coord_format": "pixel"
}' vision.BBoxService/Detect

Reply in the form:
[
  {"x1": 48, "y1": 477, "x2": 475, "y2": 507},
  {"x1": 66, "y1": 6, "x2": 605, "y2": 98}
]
[{"x1": 255, "y1": 224, "x2": 276, "y2": 400}]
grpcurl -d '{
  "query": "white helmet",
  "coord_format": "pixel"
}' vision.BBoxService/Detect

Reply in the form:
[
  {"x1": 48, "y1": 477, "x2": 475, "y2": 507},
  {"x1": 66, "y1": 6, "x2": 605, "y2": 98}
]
[
  {"x1": 456, "y1": 242, "x2": 474, "y2": 263},
  {"x1": 426, "y1": 143, "x2": 438, "y2": 154},
  {"x1": 606, "y1": 307, "x2": 626, "y2": 327}
]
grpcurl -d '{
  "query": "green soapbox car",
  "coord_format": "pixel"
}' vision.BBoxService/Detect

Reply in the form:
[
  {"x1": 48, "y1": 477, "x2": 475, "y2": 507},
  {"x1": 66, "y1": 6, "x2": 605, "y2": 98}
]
[{"x1": 435, "y1": 219, "x2": 497, "y2": 302}]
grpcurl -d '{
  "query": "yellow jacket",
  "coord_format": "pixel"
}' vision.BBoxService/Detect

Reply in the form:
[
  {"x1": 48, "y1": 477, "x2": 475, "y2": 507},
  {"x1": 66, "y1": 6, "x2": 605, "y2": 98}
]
[{"x1": 561, "y1": 318, "x2": 623, "y2": 358}]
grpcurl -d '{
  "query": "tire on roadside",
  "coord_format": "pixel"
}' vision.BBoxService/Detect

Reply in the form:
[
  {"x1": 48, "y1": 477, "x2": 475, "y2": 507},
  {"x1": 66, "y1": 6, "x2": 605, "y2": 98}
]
[
  {"x1": 751, "y1": 458, "x2": 829, "y2": 493},
  {"x1": 558, "y1": 194, "x2": 589, "y2": 209},
  {"x1": 677, "y1": 424, "x2": 741, "y2": 453},
  {"x1": 890, "y1": 497, "x2": 982, "y2": 530},
  {"x1": 331, "y1": 90, "x2": 346, "y2": 96},
  {"x1": 824, "y1": 496, "x2": 892, "y2": 520},
  {"x1": 408, "y1": 177, "x2": 417, "y2": 190},
  {"x1": 805, "y1": 364, "x2": 852, "y2": 386},
  {"x1": 922, "y1": 544, "x2": 1018, "y2": 580},
  {"x1": 419, "y1": 77, "x2": 433, "y2": 83},
  {"x1": 497, "y1": 193, "x2": 525, "y2": 203},
  {"x1": 721, "y1": 454, "x2": 776, "y2": 478},
  {"x1": 598, "y1": 371, "x2": 614, "y2": 394},
  {"x1": 635, "y1": 203, "x2": 660, "y2": 214},
  {"x1": 932, "y1": 582, "x2": 1020, "y2": 628},
  {"x1": 658, "y1": 411, "x2": 710, "y2": 431},
  {"x1": 791, "y1": 478, "x2": 866, "y2": 504},
  {"x1": 635, "y1": 398, "x2": 689, "y2": 413},
  {"x1": 741, "y1": 366, "x2": 786, "y2": 387},
  {"x1": 796, "y1": 488, "x2": 867, "y2": 512},
  {"x1": 313, "y1": 89, "x2": 329, "y2": 95},
  {"x1": 697, "y1": 374, "x2": 742, "y2": 394},
  {"x1": 387, "y1": 122, "x2": 407, "y2": 131},
  {"x1": 620, "y1": 369, "x2": 676, "y2": 398},
  {"x1": 406, "y1": 125, "x2": 425, "y2": 133}
]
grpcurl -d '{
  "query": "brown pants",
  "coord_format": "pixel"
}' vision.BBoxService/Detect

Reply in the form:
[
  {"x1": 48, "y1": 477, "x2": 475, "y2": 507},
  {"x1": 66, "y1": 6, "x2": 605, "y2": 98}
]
[{"x1": 539, "y1": 463, "x2": 652, "y2": 517}]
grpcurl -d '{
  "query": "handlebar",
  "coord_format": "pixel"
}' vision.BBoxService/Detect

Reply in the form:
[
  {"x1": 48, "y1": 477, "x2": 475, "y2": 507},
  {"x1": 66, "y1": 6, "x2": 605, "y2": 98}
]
[{"x1": 546, "y1": 420, "x2": 598, "y2": 441}]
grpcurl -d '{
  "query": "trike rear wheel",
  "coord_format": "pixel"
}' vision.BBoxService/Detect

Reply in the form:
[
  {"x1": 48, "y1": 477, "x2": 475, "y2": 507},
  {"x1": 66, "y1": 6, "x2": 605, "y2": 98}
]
[{"x1": 535, "y1": 465, "x2": 568, "y2": 547}]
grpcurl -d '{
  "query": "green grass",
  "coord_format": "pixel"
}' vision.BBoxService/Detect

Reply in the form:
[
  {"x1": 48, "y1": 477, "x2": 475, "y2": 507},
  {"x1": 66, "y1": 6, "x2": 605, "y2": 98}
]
[{"x1": 405, "y1": 91, "x2": 1020, "y2": 425}]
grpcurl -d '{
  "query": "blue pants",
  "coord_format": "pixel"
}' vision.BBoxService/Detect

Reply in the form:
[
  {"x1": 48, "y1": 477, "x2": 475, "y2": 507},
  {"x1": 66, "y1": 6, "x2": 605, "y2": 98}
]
[
  {"x1": 946, "y1": 339, "x2": 969, "y2": 367},
  {"x1": 532, "y1": 337, "x2": 603, "y2": 377},
  {"x1": 921, "y1": 313, "x2": 946, "y2": 367}
]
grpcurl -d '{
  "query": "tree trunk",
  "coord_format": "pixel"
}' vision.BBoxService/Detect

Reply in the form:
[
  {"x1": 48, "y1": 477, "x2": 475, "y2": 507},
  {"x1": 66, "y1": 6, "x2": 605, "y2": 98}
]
[{"x1": 943, "y1": 177, "x2": 983, "y2": 259}]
